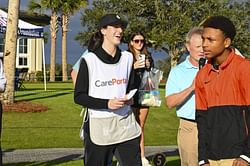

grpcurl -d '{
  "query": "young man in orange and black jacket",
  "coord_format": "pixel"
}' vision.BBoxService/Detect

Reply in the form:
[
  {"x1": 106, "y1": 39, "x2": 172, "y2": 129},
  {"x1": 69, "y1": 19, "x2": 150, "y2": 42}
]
[{"x1": 195, "y1": 16, "x2": 250, "y2": 166}]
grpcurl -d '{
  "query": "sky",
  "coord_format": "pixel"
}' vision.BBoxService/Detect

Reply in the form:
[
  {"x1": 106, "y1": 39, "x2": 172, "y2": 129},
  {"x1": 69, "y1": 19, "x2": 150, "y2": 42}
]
[{"x1": 1, "y1": 0, "x2": 245, "y2": 65}]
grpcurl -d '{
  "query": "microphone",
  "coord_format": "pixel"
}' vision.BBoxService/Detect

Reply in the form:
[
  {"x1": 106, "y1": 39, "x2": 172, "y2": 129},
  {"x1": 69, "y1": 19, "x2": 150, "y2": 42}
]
[{"x1": 199, "y1": 57, "x2": 206, "y2": 70}]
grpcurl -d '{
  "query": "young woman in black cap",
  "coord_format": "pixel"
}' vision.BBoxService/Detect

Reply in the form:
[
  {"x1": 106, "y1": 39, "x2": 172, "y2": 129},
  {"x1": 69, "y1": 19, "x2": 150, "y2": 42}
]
[{"x1": 74, "y1": 14, "x2": 142, "y2": 166}]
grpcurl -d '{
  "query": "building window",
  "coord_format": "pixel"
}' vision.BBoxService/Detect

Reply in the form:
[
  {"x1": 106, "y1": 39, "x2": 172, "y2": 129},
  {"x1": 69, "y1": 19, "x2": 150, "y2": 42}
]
[
  {"x1": 19, "y1": 57, "x2": 27, "y2": 66},
  {"x1": 19, "y1": 38, "x2": 27, "y2": 54},
  {"x1": 0, "y1": 38, "x2": 4, "y2": 53},
  {"x1": 18, "y1": 38, "x2": 28, "y2": 66}
]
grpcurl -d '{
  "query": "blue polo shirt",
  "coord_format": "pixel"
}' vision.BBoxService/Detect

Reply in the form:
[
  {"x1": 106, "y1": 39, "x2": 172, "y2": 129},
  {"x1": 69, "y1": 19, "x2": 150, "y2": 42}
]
[
  {"x1": 165, "y1": 56, "x2": 198, "y2": 120},
  {"x1": 72, "y1": 50, "x2": 88, "y2": 72}
]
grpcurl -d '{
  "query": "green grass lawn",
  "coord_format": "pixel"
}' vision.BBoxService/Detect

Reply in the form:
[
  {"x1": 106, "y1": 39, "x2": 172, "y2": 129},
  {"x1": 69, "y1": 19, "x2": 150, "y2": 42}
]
[
  {"x1": 2, "y1": 82, "x2": 84, "y2": 149},
  {"x1": 2, "y1": 82, "x2": 179, "y2": 165}
]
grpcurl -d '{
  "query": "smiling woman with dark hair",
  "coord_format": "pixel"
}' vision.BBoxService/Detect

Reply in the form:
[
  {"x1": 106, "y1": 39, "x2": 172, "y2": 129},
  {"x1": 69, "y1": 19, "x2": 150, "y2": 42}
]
[{"x1": 74, "y1": 14, "x2": 142, "y2": 166}]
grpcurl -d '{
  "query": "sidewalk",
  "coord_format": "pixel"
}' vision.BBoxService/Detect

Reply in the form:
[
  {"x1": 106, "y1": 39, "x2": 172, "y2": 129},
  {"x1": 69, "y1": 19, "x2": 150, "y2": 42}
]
[{"x1": 3, "y1": 146, "x2": 179, "y2": 164}]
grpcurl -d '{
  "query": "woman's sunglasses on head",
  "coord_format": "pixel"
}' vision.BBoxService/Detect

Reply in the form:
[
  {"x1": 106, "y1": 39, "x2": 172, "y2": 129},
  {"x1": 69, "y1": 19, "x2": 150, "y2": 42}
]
[{"x1": 133, "y1": 39, "x2": 144, "y2": 44}]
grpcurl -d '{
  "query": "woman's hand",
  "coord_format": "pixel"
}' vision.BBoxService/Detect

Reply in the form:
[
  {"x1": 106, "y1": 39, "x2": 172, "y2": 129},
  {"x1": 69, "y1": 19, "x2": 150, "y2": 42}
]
[
  {"x1": 134, "y1": 59, "x2": 145, "y2": 69},
  {"x1": 108, "y1": 98, "x2": 126, "y2": 110}
]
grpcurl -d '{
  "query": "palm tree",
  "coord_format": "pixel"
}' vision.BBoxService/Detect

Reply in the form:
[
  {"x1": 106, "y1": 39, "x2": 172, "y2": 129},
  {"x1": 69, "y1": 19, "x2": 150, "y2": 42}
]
[
  {"x1": 28, "y1": 0, "x2": 61, "y2": 82},
  {"x1": 60, "y1": 0, "x2": 88, "y2": 81},
  {"x1": 1, "y1": 5, "x2": 19, "y2": 164},
  {"x1": 3, "y1": 0, "x2": 20, "y2": 104}
]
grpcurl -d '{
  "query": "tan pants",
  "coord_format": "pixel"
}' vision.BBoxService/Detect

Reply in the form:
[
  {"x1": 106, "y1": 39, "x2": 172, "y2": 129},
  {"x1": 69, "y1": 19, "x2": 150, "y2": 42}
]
[
  {"x1": 177, "y1": 118, "x2": 198, "y2": 166},
  {"x1": 209, "y1": 159, "x2": 235, "y2": 166}
]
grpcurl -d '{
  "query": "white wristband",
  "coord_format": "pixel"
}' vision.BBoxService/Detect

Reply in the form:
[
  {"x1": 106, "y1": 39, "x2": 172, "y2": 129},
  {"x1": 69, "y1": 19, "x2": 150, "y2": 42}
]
[
  {"x1": 240, "y1": 155, "x2": 250, "y2": 164},
  {"x1": 199, "y1": 160, "x2": 205, "y2": 166}
]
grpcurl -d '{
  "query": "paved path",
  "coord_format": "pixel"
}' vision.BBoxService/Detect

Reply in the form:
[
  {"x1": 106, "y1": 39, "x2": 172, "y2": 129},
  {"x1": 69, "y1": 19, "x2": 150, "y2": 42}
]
[{"x1": 3, "y1": 146, "x2": 179, "y2": 164}]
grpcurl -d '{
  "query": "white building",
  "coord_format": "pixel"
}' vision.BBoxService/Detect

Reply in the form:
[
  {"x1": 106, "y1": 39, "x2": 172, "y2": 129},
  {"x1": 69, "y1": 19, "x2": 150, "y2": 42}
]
[
  {"x1": 0, "y1": 37, "x2": 44, "y2": 73},
  {"x1": 0, "y1": 9, "x2": 45, "y2": 74}
]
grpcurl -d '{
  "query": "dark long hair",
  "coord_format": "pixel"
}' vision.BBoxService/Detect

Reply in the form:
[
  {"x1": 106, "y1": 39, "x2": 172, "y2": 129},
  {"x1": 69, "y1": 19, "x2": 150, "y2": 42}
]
[
  {"x1": 128, "y1": 31, "x2": 151, "y2": 61},
  {"x1": 87, "y1": 30, "x2": 104, "y2": 52}
]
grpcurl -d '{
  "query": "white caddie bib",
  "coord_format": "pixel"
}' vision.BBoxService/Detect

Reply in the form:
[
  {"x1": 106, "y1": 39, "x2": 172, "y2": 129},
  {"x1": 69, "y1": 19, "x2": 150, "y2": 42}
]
[{"x1": 83, "y1": 51, "x2": 141, "y2": 145}]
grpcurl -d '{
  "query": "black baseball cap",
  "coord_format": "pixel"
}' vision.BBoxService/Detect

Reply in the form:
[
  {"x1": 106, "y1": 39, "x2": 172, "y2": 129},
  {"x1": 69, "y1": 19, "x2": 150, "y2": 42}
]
[{"x1": 99, "y1": 14, "x2": 127, "y2": 29}]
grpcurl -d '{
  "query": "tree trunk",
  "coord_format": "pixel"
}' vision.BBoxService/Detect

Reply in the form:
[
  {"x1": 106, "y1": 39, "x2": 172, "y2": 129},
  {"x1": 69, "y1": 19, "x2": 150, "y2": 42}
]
[
  {"x1": 169, "y1": 44, "x2": 182, "y2": 67},
  {"x1": 3, "y1": 0, "x2": 20, "y2": 104},
  {"x1": 61, "y1": 14, "x2": 68, "y2": 81},
  {"x1": 170, "y1": 50, "x2": 179, "y2": 67},
  {"x1": 49, "y1": 11, "x2": 58, "y2": 82}
]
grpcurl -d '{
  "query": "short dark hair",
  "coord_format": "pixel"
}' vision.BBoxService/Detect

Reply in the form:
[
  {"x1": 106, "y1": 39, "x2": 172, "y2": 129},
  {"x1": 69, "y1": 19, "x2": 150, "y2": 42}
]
[{"x1": 202, "y1": 16, "x2": 236, "y2": 40}]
